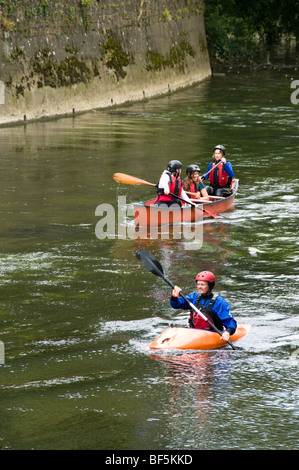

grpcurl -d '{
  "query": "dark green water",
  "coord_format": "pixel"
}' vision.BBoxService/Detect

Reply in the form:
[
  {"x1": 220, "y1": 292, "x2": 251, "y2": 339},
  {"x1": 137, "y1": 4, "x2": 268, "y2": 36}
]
[{"x1": 0, "y1": 70, "x2": 298, "y2": 450}]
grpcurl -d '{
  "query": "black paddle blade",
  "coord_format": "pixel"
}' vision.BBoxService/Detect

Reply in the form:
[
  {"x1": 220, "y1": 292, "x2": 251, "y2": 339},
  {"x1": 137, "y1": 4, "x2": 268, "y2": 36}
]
[{"x1": 135, "y1": 248, "x2": 164, "y2": 278}]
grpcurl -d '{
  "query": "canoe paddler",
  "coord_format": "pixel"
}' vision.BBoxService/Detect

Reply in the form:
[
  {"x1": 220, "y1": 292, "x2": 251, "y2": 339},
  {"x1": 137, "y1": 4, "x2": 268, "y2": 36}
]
[
  {"x1": 183, "y1": 164, "x2": 209, "y2": 200},
  {"x1": 154, "y1": 160, "x2": 192, "y2": 207},
  {"x1": 203, "y1": 145, "x2": 234, "y2": 197},
  {"x1": 170, "y1": 271, "x2": 237, "y2": 341}
]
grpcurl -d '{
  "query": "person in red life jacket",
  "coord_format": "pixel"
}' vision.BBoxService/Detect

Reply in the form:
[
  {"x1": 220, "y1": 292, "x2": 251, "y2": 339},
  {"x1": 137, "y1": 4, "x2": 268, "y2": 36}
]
[
  {"x1": 203, "y1": 145, "x2": 234, "y2": 197},
  {"x1": 183, "y1": 164, "x2": 209, "y2": 200},
  {"x1": 170, "y1": 271, "x2": 237, "y2": 341},
  {"x1": 155, "y1": 160, "x2": 192, "y2": 206}
]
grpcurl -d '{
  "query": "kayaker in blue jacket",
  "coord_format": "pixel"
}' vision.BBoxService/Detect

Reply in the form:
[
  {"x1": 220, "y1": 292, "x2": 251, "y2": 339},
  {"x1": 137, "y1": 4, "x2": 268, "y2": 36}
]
[
  {"x1": 170, "y1": 270, "x2": 237, "y2": 342},
  {"x1": 203, "y1": 145, "x2": 234, "y2": 197}
]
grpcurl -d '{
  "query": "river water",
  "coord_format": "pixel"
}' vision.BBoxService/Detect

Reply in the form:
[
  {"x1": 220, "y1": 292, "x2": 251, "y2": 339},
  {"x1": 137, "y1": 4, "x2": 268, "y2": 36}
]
[{"x1": 0, "y1": 70, "x2": 298, "y2": 451}]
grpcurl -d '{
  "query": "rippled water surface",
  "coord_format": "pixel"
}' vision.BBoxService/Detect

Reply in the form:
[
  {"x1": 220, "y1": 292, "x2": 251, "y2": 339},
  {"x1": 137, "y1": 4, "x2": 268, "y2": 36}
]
[{"x1": 0, "y1": 71, "x2": 298, "y2": 450}]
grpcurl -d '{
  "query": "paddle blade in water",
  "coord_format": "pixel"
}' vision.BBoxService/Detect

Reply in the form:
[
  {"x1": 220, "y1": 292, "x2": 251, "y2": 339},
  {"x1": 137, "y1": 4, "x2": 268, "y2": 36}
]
[{"x1": 135, "y1": 248, "x2": 164, "y2": 278}]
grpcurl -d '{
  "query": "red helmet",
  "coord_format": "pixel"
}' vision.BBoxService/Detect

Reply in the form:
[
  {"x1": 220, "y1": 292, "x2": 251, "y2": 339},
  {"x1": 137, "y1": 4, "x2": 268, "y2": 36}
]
[{"x1": 195, "y1": 271, "x2": 215, "y2": 283}]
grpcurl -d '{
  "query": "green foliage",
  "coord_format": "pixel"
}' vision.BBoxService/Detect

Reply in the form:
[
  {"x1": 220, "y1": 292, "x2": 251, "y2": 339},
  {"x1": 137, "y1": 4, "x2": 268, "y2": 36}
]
[
  {"x1": 204, "y1": 0, "x2": 299, "y2": 60},
  {"x1": 0, "y1": 15, "x2": 15, "y2": 31},
  {"x1": 162, "y1": 9, "x2": 171, "y2": 21},
  {"x1": 79, "y1": 0, "x2": 93, "y2": 31},
  {"x1": 204, "y1": 3, "x2": 256, "y2": 59}
]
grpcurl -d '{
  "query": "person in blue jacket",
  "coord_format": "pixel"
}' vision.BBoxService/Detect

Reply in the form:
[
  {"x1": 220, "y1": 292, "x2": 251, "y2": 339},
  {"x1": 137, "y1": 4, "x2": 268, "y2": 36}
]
[
  {"x1": 203, "y1": 145, "x2": 234, "y2": 197},
  {"x1": 170, "y1": 270, "x2": 237, "y2": 342}
]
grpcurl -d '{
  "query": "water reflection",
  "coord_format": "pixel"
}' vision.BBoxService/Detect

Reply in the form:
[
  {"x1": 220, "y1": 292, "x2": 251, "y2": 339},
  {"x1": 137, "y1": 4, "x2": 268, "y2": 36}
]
[
  {"x1": 148, "y1": 351, "x2": 233, "y2": 449},
  {"x1": 149, "y1": 350, "x2": 232, "y2": 387}
]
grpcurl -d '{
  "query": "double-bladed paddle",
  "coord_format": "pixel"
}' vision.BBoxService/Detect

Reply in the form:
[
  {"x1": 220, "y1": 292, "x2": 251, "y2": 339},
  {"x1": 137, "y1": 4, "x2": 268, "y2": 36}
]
[
  {"x1": 135, "y1": 248, "x2": 239, "y2": 350},
  {"x1": 113, "y1": 172, "x2": 222, "y2": 219}
]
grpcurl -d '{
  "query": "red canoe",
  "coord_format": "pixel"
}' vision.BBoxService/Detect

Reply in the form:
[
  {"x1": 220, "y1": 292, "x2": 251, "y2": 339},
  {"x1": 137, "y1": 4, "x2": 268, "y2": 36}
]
[
  {"x1": 133, "y1": 179, "x2": 238, "y2": 227},
  {"x1": 149, "y1": 323, "x2": 250, "y2": 350}
]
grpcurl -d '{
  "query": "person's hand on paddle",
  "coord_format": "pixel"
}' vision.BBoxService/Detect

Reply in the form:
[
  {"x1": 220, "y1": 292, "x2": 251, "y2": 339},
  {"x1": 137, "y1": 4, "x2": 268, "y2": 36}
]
[
  {"x1": 221, "y1": 330, "x2": 230, "y2": 341},
  {"x1": 172, "y1": 285, "x2": 182, "y2": 297}
]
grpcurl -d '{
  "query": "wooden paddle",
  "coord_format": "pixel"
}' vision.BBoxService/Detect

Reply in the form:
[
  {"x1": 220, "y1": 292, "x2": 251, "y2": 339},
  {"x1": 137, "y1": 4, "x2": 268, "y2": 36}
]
[
  {"x1": 113, "y1": 172, "x2": 222, "y2": 219},
  {"x1": 135, "y1": 248, "x2": 240, "y2": 350},
  {"x1": 113, "y1": 173, "x2": 156, "y2": 187}
]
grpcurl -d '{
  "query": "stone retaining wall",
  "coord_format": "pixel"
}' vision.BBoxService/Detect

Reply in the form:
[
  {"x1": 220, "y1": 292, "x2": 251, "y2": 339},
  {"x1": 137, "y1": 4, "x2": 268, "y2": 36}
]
[{"x1": 0, "y1": 0, "x2": 211, "y2": 125}]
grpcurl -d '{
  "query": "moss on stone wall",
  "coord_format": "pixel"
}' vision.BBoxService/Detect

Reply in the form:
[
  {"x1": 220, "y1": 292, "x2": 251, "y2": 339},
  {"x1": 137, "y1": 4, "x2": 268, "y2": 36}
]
[
  {"x1": 0, "y1": 0, "x2": 204, "y2": 35},
  {"x1": 0, "y1": 0, "x2": 204, "y2": 93},
  {"x1": 146, "y1": 34, "x2": 195, "y2": 73},
  {"x1": 0, "y1": 1, "x2": 210, "y2": 123},
  {"x1": 32, "y1": 48, "x2": 93, "y2": 89},
  {"x1": 100, "y1": 31, "x2": 134, "y2": 80}
]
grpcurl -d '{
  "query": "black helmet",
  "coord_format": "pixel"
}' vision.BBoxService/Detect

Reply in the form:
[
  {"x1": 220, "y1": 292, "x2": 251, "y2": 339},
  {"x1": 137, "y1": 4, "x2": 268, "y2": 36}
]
[
  {"x1": 213, "y1": 145, "x2": 226, "y2": 156},
  {"x1": 186, "y1": 164, "x2": 200, "y2": 176},
  {"x1": 167, "y1": 160, "x2": 182, "y2": 172}
]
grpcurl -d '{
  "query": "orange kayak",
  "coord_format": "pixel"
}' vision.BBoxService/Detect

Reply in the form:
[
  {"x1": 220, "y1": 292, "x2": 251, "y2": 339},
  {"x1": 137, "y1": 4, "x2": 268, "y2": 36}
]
[{"x1": 149, "y1": 324, "x2": 251, "y2": 350}]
